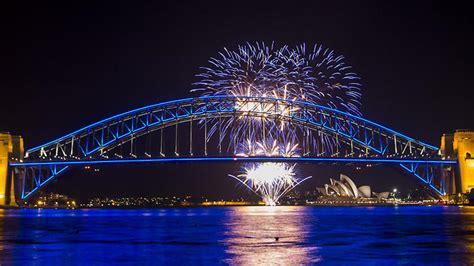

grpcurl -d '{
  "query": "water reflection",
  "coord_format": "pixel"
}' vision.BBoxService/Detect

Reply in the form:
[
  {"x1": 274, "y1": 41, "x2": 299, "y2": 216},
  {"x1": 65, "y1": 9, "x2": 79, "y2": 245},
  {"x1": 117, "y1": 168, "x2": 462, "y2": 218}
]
[
  {"x1": 448, "y1": 206, "x2": 474, "y2": 263},
  {"x1": 0, "y1": 209, "x2": 6, "y2": 256},
  {"x1": 223, "y1": 206, "x2": 320, "y2": 264},
  {"x1": 1, "y1": 206, "x2": 474, "y2": 264}
]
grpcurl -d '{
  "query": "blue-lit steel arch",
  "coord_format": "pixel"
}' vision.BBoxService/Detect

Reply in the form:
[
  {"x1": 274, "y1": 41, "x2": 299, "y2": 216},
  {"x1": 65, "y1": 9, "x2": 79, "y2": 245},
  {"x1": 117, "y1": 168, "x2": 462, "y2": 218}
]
[{"x1": 11, "y1": 96, "x2": 455, "y2": 200}]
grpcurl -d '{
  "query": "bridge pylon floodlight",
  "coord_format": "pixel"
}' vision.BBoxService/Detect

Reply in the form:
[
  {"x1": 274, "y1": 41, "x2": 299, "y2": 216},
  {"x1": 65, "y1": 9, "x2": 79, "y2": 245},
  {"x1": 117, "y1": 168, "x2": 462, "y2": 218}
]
[
  {"x1": 441, "y1": 130, "x2": 474, "y2": 194},
  {"x1": 0, "y1": 132, "x2": 23, "y2": 206}
]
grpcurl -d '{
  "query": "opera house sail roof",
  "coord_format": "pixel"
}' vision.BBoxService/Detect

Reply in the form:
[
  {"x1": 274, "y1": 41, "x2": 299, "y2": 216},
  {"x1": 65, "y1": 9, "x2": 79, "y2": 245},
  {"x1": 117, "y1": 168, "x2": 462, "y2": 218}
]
[{"x1": 316, "y1": 174, "x2": 389, "y2": 199}]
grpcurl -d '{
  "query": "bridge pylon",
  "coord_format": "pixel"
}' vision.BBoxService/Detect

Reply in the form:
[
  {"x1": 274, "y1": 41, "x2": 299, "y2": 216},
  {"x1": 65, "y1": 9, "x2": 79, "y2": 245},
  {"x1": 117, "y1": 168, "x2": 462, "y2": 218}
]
[
  {"x1": 440, "y1": 130, "x2": 474, "y2": 194},
  {"x1": 0, "y1": 132, "x2": 23, "y2": 206}
]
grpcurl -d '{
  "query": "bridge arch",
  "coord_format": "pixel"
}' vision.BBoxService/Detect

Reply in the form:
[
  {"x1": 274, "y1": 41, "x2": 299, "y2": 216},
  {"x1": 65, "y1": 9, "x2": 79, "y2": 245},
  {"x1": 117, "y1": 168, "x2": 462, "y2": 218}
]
[{"x1": 12, "y1": 96, "x2": 452, "y2": 200}]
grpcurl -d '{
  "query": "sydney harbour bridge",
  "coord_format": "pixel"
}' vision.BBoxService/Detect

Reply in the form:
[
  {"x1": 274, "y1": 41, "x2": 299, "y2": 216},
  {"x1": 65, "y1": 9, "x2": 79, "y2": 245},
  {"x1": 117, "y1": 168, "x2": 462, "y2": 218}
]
[
  {"x1": 1, "y1": 43, "x2": 473, "y2": 206},
  {"x1": 1, "y1": 95, "x2": 471, "y2": 206}
]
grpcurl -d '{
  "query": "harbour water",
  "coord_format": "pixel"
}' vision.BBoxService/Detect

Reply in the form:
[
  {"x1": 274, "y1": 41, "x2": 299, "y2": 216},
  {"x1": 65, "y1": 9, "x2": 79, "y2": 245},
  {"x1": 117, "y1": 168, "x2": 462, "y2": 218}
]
[{"x1": 1, "y1": 206, "x2": 473, "y2": 265}]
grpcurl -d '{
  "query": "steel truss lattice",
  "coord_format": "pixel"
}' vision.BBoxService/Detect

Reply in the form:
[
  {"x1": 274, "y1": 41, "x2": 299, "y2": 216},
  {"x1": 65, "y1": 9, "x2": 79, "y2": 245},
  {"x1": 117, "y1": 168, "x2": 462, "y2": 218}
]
[{"x1": 11, "y1": 96, "x2": 455, "y2": 199}]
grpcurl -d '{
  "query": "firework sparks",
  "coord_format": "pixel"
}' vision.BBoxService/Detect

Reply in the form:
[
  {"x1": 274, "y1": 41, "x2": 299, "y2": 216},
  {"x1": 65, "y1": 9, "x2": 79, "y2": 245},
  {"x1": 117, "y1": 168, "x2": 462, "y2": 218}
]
[
  {"x1": 235, "y1": 137, "x2": 300, "y2": 158},
  {"x1": 229, "y1": 163, "x2": 311, "y2": 206},
  {"x1": 192, "y1": 42, "x2": 362, "y2": 151},
  {"x1": 193, "y1": 42, "x2": 361, "y2": 114},
  {"x1": 192, "y1": 42, "x2": 361, "y2": 204}
]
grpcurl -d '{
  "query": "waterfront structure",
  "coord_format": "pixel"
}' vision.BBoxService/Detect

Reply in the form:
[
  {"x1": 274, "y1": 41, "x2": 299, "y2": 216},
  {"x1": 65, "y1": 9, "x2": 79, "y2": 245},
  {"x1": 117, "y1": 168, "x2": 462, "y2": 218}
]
[
  {"x1": 358, "y1": 186, "x2": 372, "y2": 198},
  {"x1": 0, "y1": 97, "x2": 470, "y2": 206},
  {"x1": 440, "y1": 130, "x2": 474, "y2": 194},
  {"x1": 80, "y1": 196, "x2": 260, "y2": 208},
  {"x1": 34, "y1": 193, "x2": 76, "y2": 208},
  {"x1": 372, "y1": 192, "x2": 390, "y2": 200},
  {"x1": 316, "y1": 174, "x2": 389, "y2": 199},
  {"x1": 0, "y1": 133, "x2": 23, "y2": 206}
]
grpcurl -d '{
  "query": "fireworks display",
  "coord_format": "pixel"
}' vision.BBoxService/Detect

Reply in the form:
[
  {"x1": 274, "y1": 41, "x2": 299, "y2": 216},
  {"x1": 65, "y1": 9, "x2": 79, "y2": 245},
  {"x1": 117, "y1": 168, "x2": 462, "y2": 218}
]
[
  {"x1": 229, "y1": 163, "x2": 312, "y2": 206},
  {"x1": 235, "y1": 136, "x2": 300, "y2": 158},
  {"x1": 193, "y1": 42, "x2": 362, "y2": 114},
  {"x1": 193, "y1": 42, "x2": 362, "y2": 205},
  {"x1": 192, "y1": 42, "x2": 362, "y2": 151}
]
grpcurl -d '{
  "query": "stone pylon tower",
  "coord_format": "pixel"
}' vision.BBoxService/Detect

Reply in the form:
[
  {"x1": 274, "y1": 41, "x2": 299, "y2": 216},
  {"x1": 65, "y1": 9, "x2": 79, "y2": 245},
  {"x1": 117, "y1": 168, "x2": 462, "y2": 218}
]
[
  {"x1": 0, "y1": 132, "x2": 23, "y2": 206},
  {"x1": 440, "y1": 130, "x2": 474, "y2": 194}
]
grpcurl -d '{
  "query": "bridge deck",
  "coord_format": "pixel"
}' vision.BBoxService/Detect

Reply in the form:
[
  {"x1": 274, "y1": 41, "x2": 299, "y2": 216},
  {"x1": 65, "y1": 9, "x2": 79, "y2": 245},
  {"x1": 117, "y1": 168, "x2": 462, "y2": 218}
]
[{"x1": 10, "y1": 157, "x2": 457, "y2": 167}]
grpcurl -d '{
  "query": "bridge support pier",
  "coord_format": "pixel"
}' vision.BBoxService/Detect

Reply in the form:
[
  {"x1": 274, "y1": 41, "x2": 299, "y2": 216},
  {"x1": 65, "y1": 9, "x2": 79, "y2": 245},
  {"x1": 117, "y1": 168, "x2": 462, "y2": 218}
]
[
  {"x1": 441, "y1": 130, "x2": 474, "y2": 194},
  {"x1": 0, "y1": 133, "x2": 23, "y2": 207}
]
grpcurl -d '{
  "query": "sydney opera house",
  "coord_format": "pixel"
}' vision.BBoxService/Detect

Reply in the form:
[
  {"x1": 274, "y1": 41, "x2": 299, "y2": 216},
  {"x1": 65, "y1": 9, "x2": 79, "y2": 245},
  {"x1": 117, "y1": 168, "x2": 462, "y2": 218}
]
[{"x1": 316, "y1": 174, "x2": 390, "y2": 200}]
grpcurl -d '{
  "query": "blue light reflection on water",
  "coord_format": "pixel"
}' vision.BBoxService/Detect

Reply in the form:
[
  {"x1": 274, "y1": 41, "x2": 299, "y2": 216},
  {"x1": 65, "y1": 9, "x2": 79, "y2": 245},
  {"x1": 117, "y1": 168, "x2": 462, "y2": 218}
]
[{"x1": 0, "y1": 206, "x2": 473, "y2": 264}]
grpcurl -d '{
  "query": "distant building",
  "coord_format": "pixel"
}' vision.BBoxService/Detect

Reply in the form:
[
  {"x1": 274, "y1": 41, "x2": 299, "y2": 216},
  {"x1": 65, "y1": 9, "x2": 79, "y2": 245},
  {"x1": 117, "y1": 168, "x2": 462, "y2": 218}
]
[
  {"x1": 316, "y1": 174, "x2": 390, "y2": 199},
  {"x1": 35, "y1": 193, "x2": 76, "y2": 208}
]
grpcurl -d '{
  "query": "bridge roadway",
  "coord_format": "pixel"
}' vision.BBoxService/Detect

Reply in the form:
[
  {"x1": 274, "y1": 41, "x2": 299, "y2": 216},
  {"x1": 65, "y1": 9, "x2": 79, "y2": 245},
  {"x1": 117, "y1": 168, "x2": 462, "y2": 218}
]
[
  {"x1": 10, "y1": 156, "x2": 456, "y2": 167},
  {"x1": 2, "y1": 95, "x2": 471, "y2": 205}
]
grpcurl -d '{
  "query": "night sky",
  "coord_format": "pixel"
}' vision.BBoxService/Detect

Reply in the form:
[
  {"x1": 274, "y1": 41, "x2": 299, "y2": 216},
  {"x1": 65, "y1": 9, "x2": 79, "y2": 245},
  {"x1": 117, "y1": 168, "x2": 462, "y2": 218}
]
[{"x1": 1, "y1": 2, "x2": 473, "y2": 200}]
